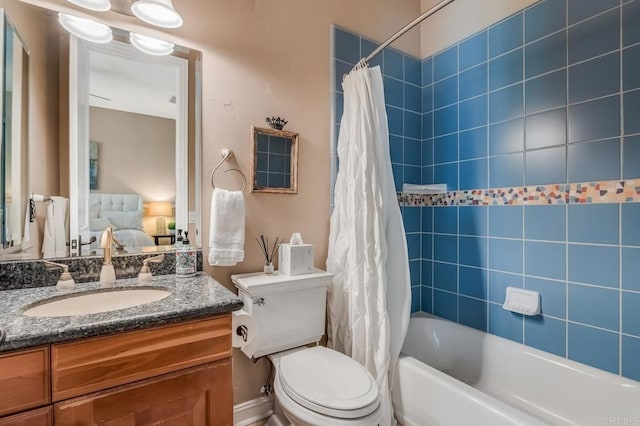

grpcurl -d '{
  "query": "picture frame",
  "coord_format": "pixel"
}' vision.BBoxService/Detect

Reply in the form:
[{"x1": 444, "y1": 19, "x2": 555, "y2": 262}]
[{"x1": 250, "y1": 126, "x2": 299, "y2": 194}]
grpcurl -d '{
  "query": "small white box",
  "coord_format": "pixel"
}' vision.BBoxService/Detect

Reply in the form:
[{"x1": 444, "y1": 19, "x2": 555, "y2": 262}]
[{"x1": 278, "y1": 243, "x2": 314, "y2": 276}]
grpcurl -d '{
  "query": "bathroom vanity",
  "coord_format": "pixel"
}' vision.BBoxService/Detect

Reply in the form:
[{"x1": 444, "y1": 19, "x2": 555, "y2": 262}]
[{"x1": 0, "y1": 273, "x2": 242, "y2": 425}]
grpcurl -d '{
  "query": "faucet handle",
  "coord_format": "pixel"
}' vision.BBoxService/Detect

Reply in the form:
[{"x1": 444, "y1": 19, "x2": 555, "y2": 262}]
[
  {"x1": 43, "y1": 260, "x2": 75, "y2": 290},
  {"x1": 138, "y1": 254, "x2": 165, "y2": 283}
]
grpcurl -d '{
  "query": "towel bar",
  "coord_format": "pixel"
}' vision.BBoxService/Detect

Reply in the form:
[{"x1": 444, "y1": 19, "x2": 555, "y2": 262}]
[{"x1": 210, "y1": 148, "x2": 247, "y2": 192}]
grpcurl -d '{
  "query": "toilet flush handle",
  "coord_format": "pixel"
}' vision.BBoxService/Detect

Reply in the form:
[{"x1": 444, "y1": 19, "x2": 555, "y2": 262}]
[{"x1": 253, "y1": 297, "x2": 265, "y2": 306}]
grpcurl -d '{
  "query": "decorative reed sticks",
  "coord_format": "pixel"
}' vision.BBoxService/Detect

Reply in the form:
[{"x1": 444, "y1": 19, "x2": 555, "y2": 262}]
[{"x1": 256, "y1": 235, "x2": 282, "y2": 269}]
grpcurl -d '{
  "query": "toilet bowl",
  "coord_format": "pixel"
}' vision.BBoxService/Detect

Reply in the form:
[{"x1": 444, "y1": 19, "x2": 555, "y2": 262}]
[{"x1": 270, "y1": 346, "x2": 383, "y2": 426}]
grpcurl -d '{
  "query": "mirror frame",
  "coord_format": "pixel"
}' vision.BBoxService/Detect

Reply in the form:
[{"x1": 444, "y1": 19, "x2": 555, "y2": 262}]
[
  {"x1": 0, "y1": 8, "x2": 30, "y2": 253},
  {"x1": 68, "y1": 36, "x2": 189, "y2": 255},
  {"x1": 250, "y1": 125, "x2": 298, "y2": 194}
]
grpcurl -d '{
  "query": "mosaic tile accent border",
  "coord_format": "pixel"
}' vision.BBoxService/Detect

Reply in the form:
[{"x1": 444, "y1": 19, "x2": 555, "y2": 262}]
[{"x1": 398, "y1": 180, "x2": 640, "y2": 206}]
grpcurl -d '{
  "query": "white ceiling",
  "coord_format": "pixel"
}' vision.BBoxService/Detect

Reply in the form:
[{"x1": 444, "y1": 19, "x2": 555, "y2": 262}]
[{"x1": 89, "y1": 50, "x2": 178, "y2": 119}]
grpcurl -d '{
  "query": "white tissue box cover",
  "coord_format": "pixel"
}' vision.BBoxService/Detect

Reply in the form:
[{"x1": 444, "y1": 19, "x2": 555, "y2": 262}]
[{"x1": 279, "y1": 243, "x2": 314, "y2": 276}]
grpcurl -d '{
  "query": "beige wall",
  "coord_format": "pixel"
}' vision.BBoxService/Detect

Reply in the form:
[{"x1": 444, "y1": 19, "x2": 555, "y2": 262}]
[
  {"x1": 420, "y1": 0, "x2": 538, "y2": 58},
  {"x1": 27, "y1": 0, "x2": 422, "y2": 404},
  {"x1": 89, "y1": 106, "x2": 176, "y2": 202}
]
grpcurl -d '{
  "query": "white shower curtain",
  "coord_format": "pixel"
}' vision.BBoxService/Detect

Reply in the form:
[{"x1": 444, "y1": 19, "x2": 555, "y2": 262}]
[{"x1": 327, "y1": 65, "x2": 411, "y2": 426}]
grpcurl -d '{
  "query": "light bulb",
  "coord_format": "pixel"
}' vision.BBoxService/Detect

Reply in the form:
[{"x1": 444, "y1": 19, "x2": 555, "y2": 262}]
[
  {"x1": 67, "y1": 0, "x2": 112, "y2": 12},
  {"x1": 129, "y1": 32, "x2": 175, "y2": 56},
  {"x1": 131, "y1": 0, "x2": 183, "y2": 29},
  {"x1": 58, "y1": 13, "x2": 113, "y2": 44}
]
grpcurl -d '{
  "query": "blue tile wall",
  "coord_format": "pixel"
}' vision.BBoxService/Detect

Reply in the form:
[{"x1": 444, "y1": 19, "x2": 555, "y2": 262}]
[
  {"x1": 332, "y1": 0, "x2": 640, "y2": 382},
  {"x1": 410, "y1": 0, "x2": 640, "y2": 382},
  {"x1": 622, "y1": 336, "x2": 640, "y2": 381},
  {"x1": 459, "y1": 296, "x2": 488, "y2": 331},
  {"x1": 568, "y1": 323, "x2": 619, "y2": 374},
  {"x1": 524, "y1": 316, "x2": 566, "y2": 357}
]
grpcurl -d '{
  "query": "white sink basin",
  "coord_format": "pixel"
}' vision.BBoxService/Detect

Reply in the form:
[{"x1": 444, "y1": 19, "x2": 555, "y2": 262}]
[{"x1": 23, "y1": 288, "x2": 171, "y2": 317}]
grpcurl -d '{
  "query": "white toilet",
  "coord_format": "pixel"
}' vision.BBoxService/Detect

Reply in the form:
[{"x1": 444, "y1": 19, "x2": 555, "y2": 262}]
[{"x1": 231, "y1": 270, "x2": 383, "y2": 426}]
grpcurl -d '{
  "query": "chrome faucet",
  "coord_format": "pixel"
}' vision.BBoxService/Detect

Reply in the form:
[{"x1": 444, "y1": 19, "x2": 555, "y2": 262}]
[{"x1": 99, "y1": 228, "x2": 117, "y2": 285}]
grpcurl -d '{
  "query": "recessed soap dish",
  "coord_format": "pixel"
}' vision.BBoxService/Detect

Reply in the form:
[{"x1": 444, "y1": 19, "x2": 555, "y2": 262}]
[{"x1": 503, "y1": 287, "x2": 540, "y2": 316}]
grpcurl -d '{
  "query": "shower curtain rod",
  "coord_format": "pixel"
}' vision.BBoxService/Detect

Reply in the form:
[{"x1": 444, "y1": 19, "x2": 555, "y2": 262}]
[{"x1": 357, "y1": 0, "x2": 456, "y2": 67}]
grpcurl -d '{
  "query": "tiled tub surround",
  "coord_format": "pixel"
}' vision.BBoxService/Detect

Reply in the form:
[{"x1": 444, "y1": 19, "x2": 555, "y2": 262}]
[
  {"x1": 420, "y1": 0, "x2": 640, "y2": 192},
  {"x1": 332, "y1": 0, "x2": 640, "y2": 382},
  {"x1": 410, "y1": 201, "x2": 640, "y2": 383},
  {"x1": 0, "y1": 250, "x2": 204, "y2": 290},
  {"x1": 0, "y1": 272, "x2": 242, "y2": 353}
]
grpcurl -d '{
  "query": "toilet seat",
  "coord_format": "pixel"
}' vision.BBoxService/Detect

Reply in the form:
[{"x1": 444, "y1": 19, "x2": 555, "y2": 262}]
[{"x1": 277, "y1": 346, "x2": 380, "y2": 420}]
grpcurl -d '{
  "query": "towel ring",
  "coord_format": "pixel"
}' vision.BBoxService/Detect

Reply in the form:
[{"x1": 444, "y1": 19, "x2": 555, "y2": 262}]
[{"x1": 211, "y1": 148, "x2": 247, "y2": 192}]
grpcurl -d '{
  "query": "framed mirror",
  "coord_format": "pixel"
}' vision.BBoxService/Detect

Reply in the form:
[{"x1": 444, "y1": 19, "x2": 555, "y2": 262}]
[
  {"x1": 0, "y1": 9, "x2": 29, "y2": 252},
  {"x1": 69, "y1": 36, "x2": 199, "y2": 256},
  {"x1": 250, "y1": 126, "x2": 298, "y2": 194},
  {"x1": 0, "y1": 0, "x2": 202, "y2": 261}
]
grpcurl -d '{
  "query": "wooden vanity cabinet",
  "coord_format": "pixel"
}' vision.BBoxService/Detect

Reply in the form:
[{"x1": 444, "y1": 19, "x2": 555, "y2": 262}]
[{"x1": 0, "y1": 315, "x2": 233, "y2": 426}]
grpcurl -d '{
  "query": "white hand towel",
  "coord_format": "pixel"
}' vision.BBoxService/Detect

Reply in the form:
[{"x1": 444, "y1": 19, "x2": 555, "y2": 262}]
[
  {"x1": 209, "y1": 188, "x2": 245, "y2": 266},
  {"x1": 42, "y1": 196, "x2": 69, "y2": 258}
]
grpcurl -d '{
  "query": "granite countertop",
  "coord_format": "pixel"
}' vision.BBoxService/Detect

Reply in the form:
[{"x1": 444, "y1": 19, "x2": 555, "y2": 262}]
[{"x1": 0, "y1": 272, "x2": 243, "y2": 353}]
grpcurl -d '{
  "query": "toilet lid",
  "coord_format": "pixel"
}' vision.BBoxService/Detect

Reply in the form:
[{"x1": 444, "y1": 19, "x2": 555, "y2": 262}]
[{"x1": 278, "y1": 346, "x2": 379, "y2": 419}]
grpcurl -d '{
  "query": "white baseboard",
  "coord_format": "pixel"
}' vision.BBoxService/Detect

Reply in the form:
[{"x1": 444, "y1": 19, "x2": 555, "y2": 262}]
[{"x1": 233, "y1": 395, "x2": 275, "y2": 426}]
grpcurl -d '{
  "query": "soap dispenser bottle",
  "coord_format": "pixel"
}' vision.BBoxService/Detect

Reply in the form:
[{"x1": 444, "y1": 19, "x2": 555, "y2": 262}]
[
  {"x1": 176, "y1": 231, "x2": 196, "y2": 278},
  {"x1": 176, "y1": 229, "x2": 183, "y2": 248}
]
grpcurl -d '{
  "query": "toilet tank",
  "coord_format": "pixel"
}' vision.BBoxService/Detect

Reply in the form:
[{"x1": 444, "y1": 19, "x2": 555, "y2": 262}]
[{"x1": 231, "y1": 269, "x2": 333, "y2": 359}]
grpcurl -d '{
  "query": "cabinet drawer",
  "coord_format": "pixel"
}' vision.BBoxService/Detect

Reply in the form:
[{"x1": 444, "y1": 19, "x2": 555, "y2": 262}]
[
  {"x1": 52, "y1": 315, "x2": 231, "y2": 401},
  {"x1": 0, "y1": 347, "x2": 50, "y2": 416},
  {"x1": 0, "y1": 407, "x2": 52, "y2": 426},
  {"x1": 55, "y1": 360, "x2": 232, "y2": 426}
]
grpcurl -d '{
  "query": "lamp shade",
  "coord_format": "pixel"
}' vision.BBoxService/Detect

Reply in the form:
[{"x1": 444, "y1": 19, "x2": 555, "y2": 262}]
[
  {"x1": 58, "y1": 13, "x2": 113, "y2": 44},
  {"x1": 149, "y1": 202, "x2": 173, "y2": 217},
  {"x1": 131, "y1": 0, "x2": 183, "y2": 28},
  {"x1": 67, "y1": 0, "x2": 112, "y2": 12},
  {"x1": 130, "y1": 32, "x2": 175, "y2": 56}
]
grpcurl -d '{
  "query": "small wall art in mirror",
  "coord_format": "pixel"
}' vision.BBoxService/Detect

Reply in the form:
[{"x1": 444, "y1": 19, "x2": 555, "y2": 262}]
[{"x1": 250, "y1": 126, "x2": 298, "y2": 194}]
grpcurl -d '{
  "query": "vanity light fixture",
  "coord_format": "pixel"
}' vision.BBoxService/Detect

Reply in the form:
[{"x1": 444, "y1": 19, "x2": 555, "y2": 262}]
[
  {"x1": 58, "y1": 13, "x2": 113, "y2": 44},
  {"x1": 67, "y1": 0, "x2": 112, "y2": 12},
  {"x1": 129, "y1": 32, "x2": 175, "y2": 56},
  {"x1": 131, "y1": 0, "x2": 183, "y2": 29}
]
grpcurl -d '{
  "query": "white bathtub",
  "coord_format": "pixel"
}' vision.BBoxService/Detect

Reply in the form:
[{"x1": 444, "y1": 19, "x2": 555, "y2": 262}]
[{"x1": 392, "y1": 313, "x2": 640, "y2": 426}]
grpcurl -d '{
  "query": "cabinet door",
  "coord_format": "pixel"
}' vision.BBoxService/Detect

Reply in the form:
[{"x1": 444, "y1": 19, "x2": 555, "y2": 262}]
[
  {"x1": 55, "y1": 360, "x2": 232, "y2": 426},
  {"x1": 0, "y1": 407, "x2": 52, "y2": 426},
  {"x1": 0, "y1": 347, "x2": 50, "y2": 416}
]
